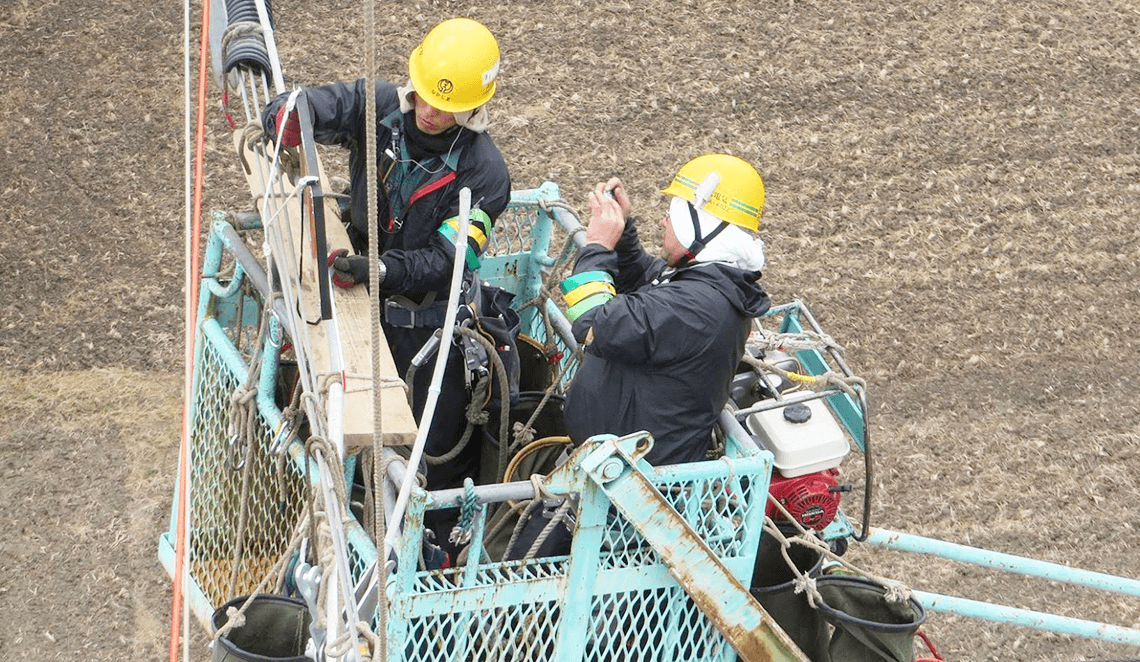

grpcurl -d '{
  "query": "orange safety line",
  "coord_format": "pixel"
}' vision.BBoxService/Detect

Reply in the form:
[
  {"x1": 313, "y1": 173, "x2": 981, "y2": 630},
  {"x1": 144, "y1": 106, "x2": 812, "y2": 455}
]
[{"x1": 170, "y1": 0, "x2": 211, "y2": 659}]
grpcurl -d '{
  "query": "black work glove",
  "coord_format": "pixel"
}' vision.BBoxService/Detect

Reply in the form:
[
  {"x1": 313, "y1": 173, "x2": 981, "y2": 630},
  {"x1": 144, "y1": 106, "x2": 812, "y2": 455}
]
[{"x1": 327, "y1": 248, "x2": 369, "y2": 288}]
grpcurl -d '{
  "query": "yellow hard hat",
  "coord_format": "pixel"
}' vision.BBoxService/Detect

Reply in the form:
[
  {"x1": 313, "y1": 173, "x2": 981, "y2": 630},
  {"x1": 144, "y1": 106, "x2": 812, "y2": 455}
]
[
  {"x1": 408, "y1": 18, "x2": 501, "y2": 114},
  {"x1": 660, "y1": 154, "x2": 764, "y2": 232}
]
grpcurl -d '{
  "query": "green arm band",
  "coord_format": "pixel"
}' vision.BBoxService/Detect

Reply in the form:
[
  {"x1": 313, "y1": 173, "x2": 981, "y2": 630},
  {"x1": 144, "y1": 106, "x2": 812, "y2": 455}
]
[
  {"x1": 565, "y1": 291, "x2": 614, "y2": 321},
  {"x1": 561, "y1": 270, "x2": 614, "y2": 294},
  {"x1": 438, "y1": 224, "x2": 481, "y2": 270}
]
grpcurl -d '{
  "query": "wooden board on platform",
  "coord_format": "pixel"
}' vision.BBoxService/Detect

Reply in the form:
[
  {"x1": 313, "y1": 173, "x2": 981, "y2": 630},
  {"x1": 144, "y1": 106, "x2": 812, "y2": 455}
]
[{"x1": 234, "y1": 132, "x2": 417, "y2": 446}]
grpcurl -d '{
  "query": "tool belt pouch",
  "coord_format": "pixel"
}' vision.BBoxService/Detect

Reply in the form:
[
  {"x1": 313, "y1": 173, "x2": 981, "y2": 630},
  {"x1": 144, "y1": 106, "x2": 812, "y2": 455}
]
[{"x1": 472, "y1": 284, "x2": 522, "y2": 411}]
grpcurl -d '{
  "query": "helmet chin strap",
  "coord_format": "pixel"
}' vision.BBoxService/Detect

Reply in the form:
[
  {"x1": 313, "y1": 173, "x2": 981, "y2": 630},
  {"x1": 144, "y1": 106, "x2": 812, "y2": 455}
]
[
  {"x1": 676, "y1": 202, "x2": 727, "y2": 268},
  {"x1": 675, "y1": 171, "x2": 725, "y2": 269}
]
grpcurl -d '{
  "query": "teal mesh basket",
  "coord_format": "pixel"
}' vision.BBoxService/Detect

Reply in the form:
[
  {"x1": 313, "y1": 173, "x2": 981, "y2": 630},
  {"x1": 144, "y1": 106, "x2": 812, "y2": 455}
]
[{"x1": 161, "y1": 185, "x2": 772, "y2": 662}]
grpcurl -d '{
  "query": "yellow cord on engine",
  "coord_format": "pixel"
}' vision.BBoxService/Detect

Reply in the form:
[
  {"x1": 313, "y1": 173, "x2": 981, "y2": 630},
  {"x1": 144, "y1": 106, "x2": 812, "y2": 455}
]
[{"x1": 785, "y1": 372, "x2": 818, "y2": 384}]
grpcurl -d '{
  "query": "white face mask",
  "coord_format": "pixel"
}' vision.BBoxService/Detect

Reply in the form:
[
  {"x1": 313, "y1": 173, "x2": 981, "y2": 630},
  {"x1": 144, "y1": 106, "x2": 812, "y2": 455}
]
[{"x1": 667, "y1": 196, "x2": 767, "y2": 272}]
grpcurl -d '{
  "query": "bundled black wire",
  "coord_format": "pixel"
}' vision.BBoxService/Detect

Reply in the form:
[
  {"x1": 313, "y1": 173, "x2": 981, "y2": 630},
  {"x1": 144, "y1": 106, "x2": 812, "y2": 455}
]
[{"x1": 222, "y1": 0, "x2": 275, "y2": 75}]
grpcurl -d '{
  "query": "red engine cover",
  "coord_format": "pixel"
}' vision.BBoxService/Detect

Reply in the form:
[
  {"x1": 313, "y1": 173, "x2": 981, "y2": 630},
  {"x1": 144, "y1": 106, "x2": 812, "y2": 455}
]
[{"x1": 766, "y1": 468, "x2": 841, "y2": 531}]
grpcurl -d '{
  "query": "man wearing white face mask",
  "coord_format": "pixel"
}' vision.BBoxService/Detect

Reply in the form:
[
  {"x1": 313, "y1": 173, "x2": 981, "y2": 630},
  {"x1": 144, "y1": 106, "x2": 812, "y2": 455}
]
[{"x1": 561, "y1": 154, "x2": 771, "y2": 466}]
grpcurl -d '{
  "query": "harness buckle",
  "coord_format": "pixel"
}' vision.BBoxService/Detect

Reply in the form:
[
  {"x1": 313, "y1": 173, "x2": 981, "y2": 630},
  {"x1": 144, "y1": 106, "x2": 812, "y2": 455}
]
[{"x1": 384, "y1": 299, "x2": 418, "y2": 328}]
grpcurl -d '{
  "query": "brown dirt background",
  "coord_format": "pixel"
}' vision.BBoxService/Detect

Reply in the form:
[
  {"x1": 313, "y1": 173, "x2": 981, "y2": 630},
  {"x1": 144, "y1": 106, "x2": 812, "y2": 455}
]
[{"x1": 1, "y1": 0, "x2": 1138, "y2": 660}]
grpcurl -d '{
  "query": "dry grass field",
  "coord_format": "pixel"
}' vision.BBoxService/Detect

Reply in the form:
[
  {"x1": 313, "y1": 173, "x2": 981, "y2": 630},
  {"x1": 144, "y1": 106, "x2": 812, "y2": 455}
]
[{"x1": 1, "y1": 0, "x2": 1138, "y2": 660}]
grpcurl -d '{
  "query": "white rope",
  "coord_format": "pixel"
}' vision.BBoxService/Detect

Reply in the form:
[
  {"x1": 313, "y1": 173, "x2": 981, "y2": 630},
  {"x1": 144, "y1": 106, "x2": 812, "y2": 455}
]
[
  {"x1": 383, "y1": 190, "x2": 474, "y2": 557},
  {"x1": 179, "y1": 0, "x2": 192, "y2": 657},
  {"x1": 763, "y1": 497, "x2": 911, "y2": 607}
]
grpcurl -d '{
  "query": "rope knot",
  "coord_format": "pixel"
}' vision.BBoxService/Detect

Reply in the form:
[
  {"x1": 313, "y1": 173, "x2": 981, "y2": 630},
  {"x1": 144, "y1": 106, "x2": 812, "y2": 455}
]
[
  {"x1": 465, "y1": 400, "x2": 490, "y2": 425},
  {"x1": 223, "y1": 604, "x2": 246, "y2": 631},
  {"x1": 792, "y1": 575, "x2": 816, "y2": 595},
  {"x1": 449, "y1": 478, "x2": 479, "y2": 546},
  {"x1": 884, "y1": 582, "x2": 912, "y2": 603},
  {"x1": 512, "y1": 421, "x2": 536, "y2": 446}
]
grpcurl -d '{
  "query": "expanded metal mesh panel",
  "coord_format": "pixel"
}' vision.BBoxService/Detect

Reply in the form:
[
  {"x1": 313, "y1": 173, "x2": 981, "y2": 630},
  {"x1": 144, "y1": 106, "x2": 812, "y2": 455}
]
[
  {"x1": 485, "y1": 202, "x2": 541, "y2": 258},
  {"x1": 481, "y1": 197, "x2": 551, "y2": 306},
  {"x1": 410, "y1": 557, "x2": 569, "y2": 595},
  {"x1": 187, "y1": 289, "x2": 307, "y2": 610},
  {"x1": 595, "y1": 472, "x2": 760, "y2": 572},
  {"x1": 584, "y1": 588, "x2": 728, "y2": 662},
  {"x1": 388, "y1": 449, "x2": 769, "y2": 662},
  {"x1": 480, "y1": 186, "x2": 581, "y2": 388},
  {"x1": 346, "y1": 533, "x2": 371, "y2": 587},
  {"x1": 402, "y1": 600, "x2": 563, "y2": 662}
]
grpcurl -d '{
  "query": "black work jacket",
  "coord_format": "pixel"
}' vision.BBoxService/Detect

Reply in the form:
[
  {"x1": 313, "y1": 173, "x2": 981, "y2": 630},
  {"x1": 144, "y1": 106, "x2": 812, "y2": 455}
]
[
  {"x1": 262, "y1": 80, "x2": 511, "y2": 302},
  {"x1": 563, "y1": 220, "x2": 771, "y2": 466}
]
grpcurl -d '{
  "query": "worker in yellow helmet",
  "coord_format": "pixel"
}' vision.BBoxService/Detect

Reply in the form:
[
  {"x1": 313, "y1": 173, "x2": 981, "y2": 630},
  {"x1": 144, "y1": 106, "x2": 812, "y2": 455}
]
[
  {"x1": 561, "y1": 153, "x2": 770, "y2": 465},
  {"x1": 505, "y1": 155, "x2": 771, "y2": 560},
  {"x1": 262, "y1": 18, "x2": 512, "y2": 558}
]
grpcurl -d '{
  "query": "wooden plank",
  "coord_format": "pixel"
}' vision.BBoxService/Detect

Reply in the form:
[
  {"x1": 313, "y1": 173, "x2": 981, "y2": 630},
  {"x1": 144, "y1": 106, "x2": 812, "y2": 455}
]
[{"x1": 234, "y1": 133, "x2": 418, "y2": 446}]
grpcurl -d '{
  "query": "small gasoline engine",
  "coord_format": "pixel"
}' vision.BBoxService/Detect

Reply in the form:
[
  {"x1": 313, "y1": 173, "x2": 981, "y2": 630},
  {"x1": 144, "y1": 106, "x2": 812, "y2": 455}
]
[
  {"x1": 732, "y1": 350, "x2": 853, "y2": 532},
  {"x1": 766, "y1": 467, "x2": 843, "y2": 531}
]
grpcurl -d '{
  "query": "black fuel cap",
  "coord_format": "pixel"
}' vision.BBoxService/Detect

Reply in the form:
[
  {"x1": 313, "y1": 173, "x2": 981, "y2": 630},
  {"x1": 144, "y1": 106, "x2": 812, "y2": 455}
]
[{"x1": 782, "y1": 403, "x2": 812, "y2": 424}]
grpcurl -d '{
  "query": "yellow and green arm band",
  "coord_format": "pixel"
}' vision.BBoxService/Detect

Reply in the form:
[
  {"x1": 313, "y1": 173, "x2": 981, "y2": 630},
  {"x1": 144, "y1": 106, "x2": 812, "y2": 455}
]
[
  {"x1": 437, "y1": 209, "x2": 491, "y2": 270},
  {"x1": 561, "y1": 270, "x2": 616, "y2": 321}
]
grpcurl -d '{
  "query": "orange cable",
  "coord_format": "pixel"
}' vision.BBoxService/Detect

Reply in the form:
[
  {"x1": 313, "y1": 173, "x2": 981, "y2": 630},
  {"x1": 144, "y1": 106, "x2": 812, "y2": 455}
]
[{"x1": 169, "y1": 0, "x2": 211, "y2": 659}]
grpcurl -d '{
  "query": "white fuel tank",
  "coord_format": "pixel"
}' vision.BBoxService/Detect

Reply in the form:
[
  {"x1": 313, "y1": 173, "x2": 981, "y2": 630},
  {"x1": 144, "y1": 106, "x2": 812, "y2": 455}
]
[{"x1": 745, "y1": 399, "x2": 850, "y2": 477}]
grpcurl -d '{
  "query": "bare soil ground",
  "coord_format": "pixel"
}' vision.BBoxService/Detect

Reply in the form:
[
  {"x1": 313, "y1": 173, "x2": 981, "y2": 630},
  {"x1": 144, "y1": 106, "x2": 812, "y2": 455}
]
[{"x1": 1, "y1": 0, "x2": 1138, "y2": 660}]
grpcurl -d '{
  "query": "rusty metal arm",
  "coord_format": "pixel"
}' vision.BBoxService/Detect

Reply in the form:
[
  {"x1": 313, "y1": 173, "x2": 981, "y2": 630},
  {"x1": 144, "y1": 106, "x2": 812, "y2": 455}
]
[{"x1": 564, "y1": 432, "x2": 810, "y2": 662}]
